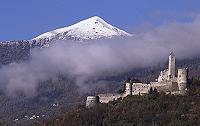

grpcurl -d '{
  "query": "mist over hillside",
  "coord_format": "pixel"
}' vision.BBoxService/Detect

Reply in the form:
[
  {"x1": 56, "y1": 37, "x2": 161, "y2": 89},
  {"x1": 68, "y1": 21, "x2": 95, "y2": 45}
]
[
  {"x1": 1, "y1": 15, "x2": 200, "y2": 97},
  {"x1": 1, "y1": 0, "x2": 200, "y2": 125}
]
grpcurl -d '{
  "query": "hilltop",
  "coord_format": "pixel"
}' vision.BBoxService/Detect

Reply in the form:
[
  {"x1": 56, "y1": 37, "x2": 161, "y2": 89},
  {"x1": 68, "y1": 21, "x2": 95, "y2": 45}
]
[{"x1": 37, "y1": 78, "x2": 200, "y2": 126}]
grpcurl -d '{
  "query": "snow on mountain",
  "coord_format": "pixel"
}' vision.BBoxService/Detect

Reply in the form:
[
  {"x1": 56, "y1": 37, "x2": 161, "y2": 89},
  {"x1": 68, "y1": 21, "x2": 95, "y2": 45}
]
[
  {"x1": 0, "y1": 16, "x2": 132, "y2": 64},
  {"x1": 32, "y1": 16, "x2": 132, "y2": 43}
]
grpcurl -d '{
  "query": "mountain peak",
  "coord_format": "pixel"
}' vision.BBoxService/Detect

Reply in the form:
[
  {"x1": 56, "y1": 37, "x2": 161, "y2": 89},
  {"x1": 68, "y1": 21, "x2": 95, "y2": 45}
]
[
  {"x1": 84, "y1": 16, "x2": 109, "y2": 24},
  {"x1": 32, "y1": 16, "x2": 132, "y2": 44},
  {"x1": 88, "y1": 16, "x2": 102, "y2": 20}
]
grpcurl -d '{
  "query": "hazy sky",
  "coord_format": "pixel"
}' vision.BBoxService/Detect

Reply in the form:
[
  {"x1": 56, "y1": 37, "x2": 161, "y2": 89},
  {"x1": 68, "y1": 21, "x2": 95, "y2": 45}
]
[{"x1": 0, "y1": 0, "x2": 200, "y2": 41}]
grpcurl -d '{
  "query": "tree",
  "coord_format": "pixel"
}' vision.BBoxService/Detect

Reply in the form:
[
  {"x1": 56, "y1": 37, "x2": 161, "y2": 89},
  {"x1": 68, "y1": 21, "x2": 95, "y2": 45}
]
[{"x1": 149, "y1": 87, "x2": 154, "y2": 94}]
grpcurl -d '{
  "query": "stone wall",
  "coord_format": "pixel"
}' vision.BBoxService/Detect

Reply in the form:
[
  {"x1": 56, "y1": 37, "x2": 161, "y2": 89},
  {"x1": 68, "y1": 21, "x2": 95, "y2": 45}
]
[
  {"x1": 150, "y1": 81, "x2": 178, "y2": 92},
  {"x1": 168, "y1": 52, "x2": 176, "y2": 79},
  {"x1": 86, "y1": 96, "x2": 98, "y2": 108},
  {"x1": 98, "y1": 93, "x2": 123, "y2": 103},
  {"x1": 132, "y1": 83, "x2": 150, "y2": 95},
  {"x1": 158, "y1": 69, "x2": 168, "y2": 82}
]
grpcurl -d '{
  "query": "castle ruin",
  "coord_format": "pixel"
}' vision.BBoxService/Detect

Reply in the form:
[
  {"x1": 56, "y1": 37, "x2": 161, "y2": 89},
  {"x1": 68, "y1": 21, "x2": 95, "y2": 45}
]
[{"x1": 86, "y1": 52, "x2": 188, "y2": 108}]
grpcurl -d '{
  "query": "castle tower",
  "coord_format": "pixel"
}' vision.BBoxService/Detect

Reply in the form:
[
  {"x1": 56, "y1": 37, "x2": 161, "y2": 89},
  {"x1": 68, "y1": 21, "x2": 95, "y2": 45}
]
[
  {"x1": 158, "y1": 71, "x2": 163, "y2": 82},
  {"x1": 177, "y1": 68, "x2": 188, "y2": 95},
  {"x1": 168, "y1": 52, "x2": 176, "y2": 80},
  {"x1": 125, "y1": 81, "x2": 132, "y2": 96},
  {"x1": 86, "y1": 96, "x2": 99, "y2": 108}
]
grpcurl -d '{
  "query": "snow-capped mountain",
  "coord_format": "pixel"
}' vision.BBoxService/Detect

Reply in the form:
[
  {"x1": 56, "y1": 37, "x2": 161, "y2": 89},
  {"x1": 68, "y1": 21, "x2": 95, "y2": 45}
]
[
  {"x1": 32, "y1": 16, "x2": 132, "y2": 44},
  {"x1": 0, "y1": 16, "x2": 132, "y2": 65}
]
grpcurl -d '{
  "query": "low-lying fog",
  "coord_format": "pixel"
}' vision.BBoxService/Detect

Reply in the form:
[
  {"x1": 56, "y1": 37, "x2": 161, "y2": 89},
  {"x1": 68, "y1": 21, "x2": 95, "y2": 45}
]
[{"x1": 1, "y1": 15, "x2": 200, "y2": 97}]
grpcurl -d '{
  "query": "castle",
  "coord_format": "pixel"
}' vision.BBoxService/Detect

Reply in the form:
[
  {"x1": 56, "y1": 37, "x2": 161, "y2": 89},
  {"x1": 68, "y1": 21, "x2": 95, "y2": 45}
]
[{"x1": 86, "y1": 52, "x2": 188, "y2": 108}]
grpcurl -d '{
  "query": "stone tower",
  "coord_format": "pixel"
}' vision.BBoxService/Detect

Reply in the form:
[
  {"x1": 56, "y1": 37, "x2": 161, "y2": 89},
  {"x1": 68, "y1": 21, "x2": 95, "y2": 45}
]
[
  {"x1": 177, "y1": 68, "x2": 188, "y2": 95},
  {"x1": 86, "y1": 96, "x2": 99, "y2": 108},
  {"x1": 168, "y1": 52, "x2": 176, "y2": 80},
  {"x1": 125, "y1": 81, "x2": 132, "y2": 96},
  {"x1": 158, "y1": 71, "x2": 163, "y2": 82}
]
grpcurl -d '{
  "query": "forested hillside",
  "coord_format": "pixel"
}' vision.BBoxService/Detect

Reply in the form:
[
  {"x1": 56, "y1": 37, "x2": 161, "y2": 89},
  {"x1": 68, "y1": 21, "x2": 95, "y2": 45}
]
[
  {"x1": 0, "y1": 41, "x2": 30, "y2": 66},
  {"x1": 0, "y1": 56, "x2": 200, "y2": 125},
  {"x1": 37, "y1": 78, "x2": 200, "y2": 126}
]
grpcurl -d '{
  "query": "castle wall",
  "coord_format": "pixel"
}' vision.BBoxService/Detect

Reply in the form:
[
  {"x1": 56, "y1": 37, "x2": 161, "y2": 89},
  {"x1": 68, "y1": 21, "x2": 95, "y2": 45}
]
[
  {"x1": 158, "y1": 69, "x2": 168, "y2": 82},
  {"x1": 98, "y1": 93, "x2": 123, "y2": 103},
  {"x1": 150, "y1": 81, "x2": 179, "y2": 92},
  {"x1": 132, "y1": 83, "x2": 150, "y2": 95}
]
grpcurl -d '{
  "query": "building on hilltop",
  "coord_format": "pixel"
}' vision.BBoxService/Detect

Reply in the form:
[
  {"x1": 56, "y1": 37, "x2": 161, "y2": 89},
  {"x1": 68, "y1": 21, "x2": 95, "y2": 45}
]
[
  {"x1": 86, "y1": 52, "x2": 188, "y2": 108},
  {"x1": 86, "y1": 96, "x2": 100, "y2": 108}
]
